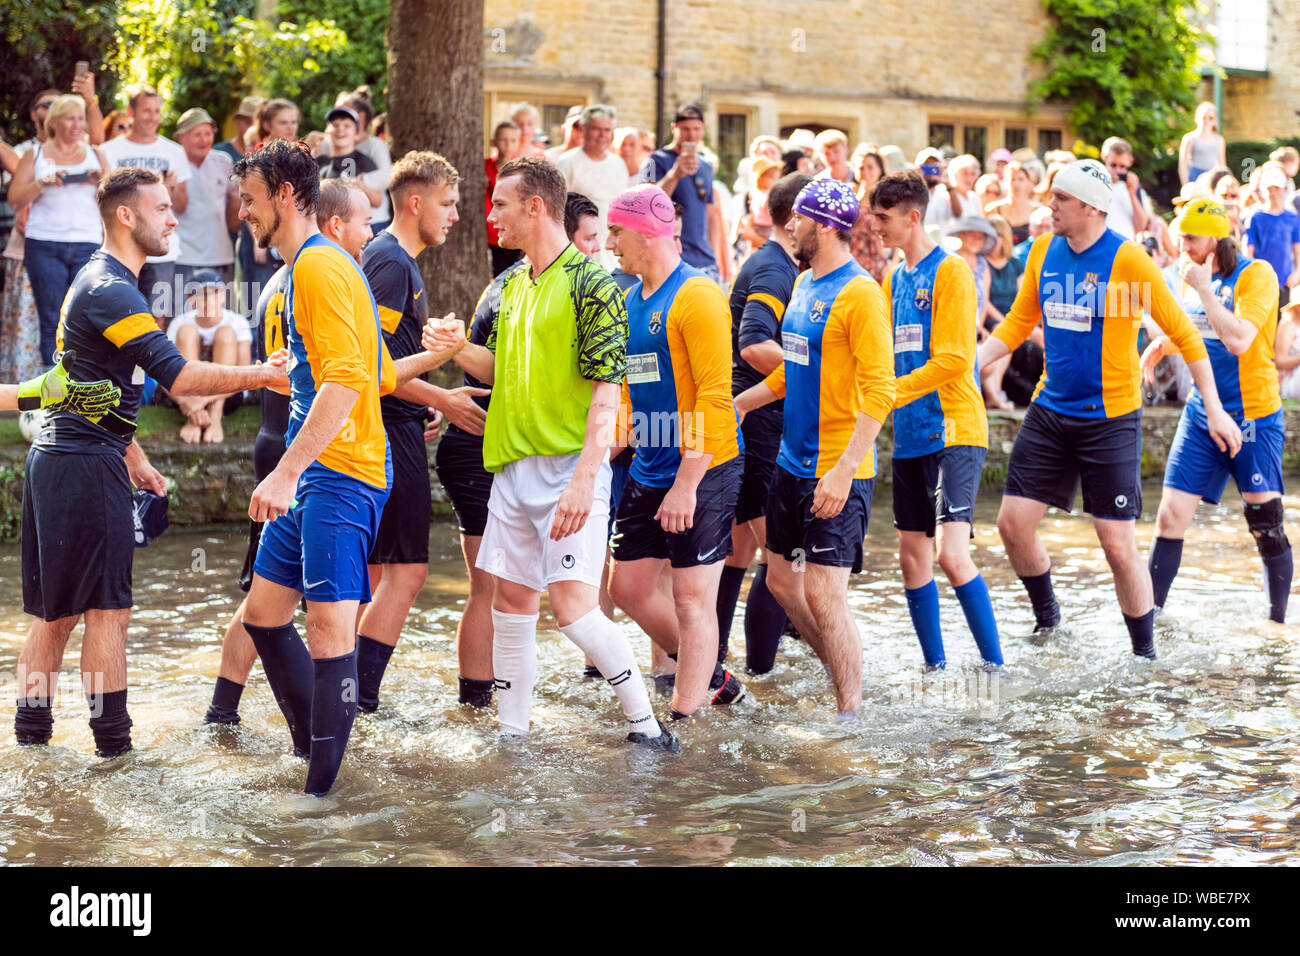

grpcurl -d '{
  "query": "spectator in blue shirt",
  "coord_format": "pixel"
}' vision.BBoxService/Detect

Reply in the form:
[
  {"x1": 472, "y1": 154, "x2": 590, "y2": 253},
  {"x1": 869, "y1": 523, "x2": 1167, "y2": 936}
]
[
  {"x1": 639, "y1": 103, "x2": 724, "y2": 282},
  {"x1": 1246, "y1": 163, "x2": 1300, "y2": 310}
]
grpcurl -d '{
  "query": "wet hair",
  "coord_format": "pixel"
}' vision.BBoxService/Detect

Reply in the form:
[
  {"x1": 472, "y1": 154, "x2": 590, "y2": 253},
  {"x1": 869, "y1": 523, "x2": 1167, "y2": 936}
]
[
  {"x1": 316, "y1": 178, "x2": 366, "y2": 229},
  {"x1": 768, "y1": 172, "x2": 812, "y2": 229},
  {"x1": 96, "y1": 167, "x2": 161, "y2": 226},
  {"x1": 564, "y1": 191, "x2": 598, "y2": 240},
  {"x1": 496, "y1": 155, "x2": 566, "y2": 222},
  {"x1": 870, "y1": 170, "x2": 930, "y2": 216},
  {"x1": 233, "y1": 138, "x2": 319, "y2": 214},
  {"x1": 389, "y1": 150, "x2": 460, "y2": 205}
]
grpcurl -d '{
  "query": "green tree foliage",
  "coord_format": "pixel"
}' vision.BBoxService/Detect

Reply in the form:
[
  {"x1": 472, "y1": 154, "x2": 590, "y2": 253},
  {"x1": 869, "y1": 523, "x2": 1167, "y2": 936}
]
[
  {"x1": 113, "y1": 0, "x2": 347, "y2": 133},
  {"x1": 268, "y1": 0, "x2": 389, "y2": 132},
  {"x1": 1030, "y1": 0, "x2": 1207, "y2": 162},
  {"x1": 0, "y1": 0, "x2": 118, "y2": 142}
]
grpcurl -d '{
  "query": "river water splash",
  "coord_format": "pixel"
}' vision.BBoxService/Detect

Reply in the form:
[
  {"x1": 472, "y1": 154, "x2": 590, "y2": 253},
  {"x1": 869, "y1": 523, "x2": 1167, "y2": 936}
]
[{"x1": 1, "y1": 486, "x2": 1297, "y2": 865}]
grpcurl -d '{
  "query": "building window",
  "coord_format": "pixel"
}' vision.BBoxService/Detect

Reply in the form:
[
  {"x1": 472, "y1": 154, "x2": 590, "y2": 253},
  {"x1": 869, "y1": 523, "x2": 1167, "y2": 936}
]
[
  {"x1": 717, "y1": 113, "x2": 748, "y2": 187},
  {"x1": 542, "y1": 103, "x2": 575, "y2": 151},
  {"x1": 1214, "y1": 0, "x2": 1268, "y2": 72},
  {"x1": 1005, "y1": 127, "x2": 1028, "y2": 153},
  {"x1": 1037, "y1": 128, "x2": 1063, "y2": 154},
  {"x1": 963, "y1": 126, "x2": 988, "y2": 164},
  {"x1": 929, "y1": 123, "x2": 955, "y2": 151}
]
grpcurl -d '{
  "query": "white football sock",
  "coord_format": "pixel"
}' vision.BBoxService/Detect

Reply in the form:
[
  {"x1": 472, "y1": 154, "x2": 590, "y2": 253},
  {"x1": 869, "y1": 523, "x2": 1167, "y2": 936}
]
[
  {"x1": 560, "y1": 608, "x2": 657, "y2": 737},
  {"x1": 491, "y1": 609, "x2": 539, "y2": 735}
]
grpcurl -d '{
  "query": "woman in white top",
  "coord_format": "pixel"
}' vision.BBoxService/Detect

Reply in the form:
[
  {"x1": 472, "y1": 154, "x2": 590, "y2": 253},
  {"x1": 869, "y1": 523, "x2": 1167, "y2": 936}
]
[
  {"x1": 9, "y1": 95, "x2": 107, "y2": 364},
  {"x1": 1178, "y1": 102, "x2": 1226, "y2": 186}
]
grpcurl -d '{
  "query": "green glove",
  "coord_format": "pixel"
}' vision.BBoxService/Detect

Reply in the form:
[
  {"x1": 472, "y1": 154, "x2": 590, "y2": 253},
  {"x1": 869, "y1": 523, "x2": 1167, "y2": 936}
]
[{"x1": 17, "y1": 350, "x2": 123, "y2": 420}]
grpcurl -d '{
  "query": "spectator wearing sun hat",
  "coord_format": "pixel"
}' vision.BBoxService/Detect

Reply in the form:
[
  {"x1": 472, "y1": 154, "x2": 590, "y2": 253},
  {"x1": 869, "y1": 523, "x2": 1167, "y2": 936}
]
[
  {"x1": 174, "y1": 107, "x2": 239, "y2": 294},
  {"x1": 738, "y1": 155, "x2": 782, "y2": 251},
  {"x1": 988, "y1": 147, "x2": 1014, "y2": 177},
  {"x1": 213, "y1": 96, "x2": 263, "y2": 163}
]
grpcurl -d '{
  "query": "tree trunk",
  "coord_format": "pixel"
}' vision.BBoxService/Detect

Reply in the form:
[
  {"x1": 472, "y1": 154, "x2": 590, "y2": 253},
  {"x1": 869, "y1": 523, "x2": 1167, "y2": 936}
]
[{"x1": 388, "y1": 0, "x2": 488, "y2": 328}]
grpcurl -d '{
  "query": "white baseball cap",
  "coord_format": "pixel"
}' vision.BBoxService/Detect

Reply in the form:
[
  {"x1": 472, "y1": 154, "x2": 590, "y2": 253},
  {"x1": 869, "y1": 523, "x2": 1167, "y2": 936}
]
[
  {"x1": 1260, "y1": 164, "x2": 1289, "y2": 190},
  {"x1": 1051, "y1": 159, "x2": 1113, "y2": 212}
]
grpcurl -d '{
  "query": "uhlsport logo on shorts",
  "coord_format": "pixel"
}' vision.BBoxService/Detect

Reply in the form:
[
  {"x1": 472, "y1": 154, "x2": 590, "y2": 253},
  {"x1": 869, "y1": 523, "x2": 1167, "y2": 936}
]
[
  {"x1": 561, "y1": 554, "x2": 576, "y2": 569},
  {"x1": 1252, "y1": 472, "x2": 1264, "y2": 485},
  {"x1": 913, "y1": 288, "x2": 931, "y2": 311},
  {"x1": 1114, "y1": 494, "x2": 1128, "y2": 509}
]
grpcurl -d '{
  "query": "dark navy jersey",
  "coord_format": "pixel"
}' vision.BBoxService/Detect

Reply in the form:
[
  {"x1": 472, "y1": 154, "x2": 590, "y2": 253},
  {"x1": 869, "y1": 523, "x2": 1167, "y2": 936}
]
[
  {"x1": 729, "y1": 239, "x2": 798, "y2": 397},
  {"x1": 255, "y1": 264, "x2": 291, "y2": 442},
  {"x1": 363, "y1": 229, "x2": 429, "y2": 423},
  {"x1": 40, "y1": 250, "x2": 187, "y2": 455}
]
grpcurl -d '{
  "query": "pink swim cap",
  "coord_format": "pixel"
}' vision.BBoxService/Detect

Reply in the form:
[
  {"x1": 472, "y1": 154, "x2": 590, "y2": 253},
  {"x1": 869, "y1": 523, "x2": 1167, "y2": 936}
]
[{"x1": 608, "y1": 184, "x2": 676, "y2": 238}]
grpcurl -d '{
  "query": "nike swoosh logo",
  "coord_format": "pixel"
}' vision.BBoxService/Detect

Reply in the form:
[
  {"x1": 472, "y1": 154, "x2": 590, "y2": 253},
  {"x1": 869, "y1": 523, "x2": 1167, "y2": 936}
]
[
  {"x1": 413, "y1": 290, "x2": 423, "y2": 300},
  {"x1": 810, "y1": 545, "x2": 835, "y2": 553},
  {"x1": 697, "y1": 547, "x2": 719, "y2": 562},
  {"x1": 1041, "y1": 271, "x2": 1059, "y2": 278},
  {"x1": 304, "y1": 579, "x2": 327, "y2": 590},
  {"x1": 310, "y1": 735, "x2": 335, "y2": 742},
  {"x1": 949, "y1": 505, "x2": 971, "y2": 512}
]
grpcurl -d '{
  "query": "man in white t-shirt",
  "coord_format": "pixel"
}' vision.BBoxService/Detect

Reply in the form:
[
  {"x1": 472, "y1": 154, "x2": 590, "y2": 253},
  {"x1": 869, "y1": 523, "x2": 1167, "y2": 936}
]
[
  {"x1": 1102, "y1": 137, "x2": 1149, "y2": 240},
  {"x1": 162, "y1": 269, "x2": 252, "y2": 444},
  {"x1": 98, "y1": 85, "x2": 192, "y2": 322},
  {"x1": 556, "y1": 104, "x2": 629, "y2": 271},
  {"x1": 173, "y1": 108, "x2": 239, "y2": 296}
]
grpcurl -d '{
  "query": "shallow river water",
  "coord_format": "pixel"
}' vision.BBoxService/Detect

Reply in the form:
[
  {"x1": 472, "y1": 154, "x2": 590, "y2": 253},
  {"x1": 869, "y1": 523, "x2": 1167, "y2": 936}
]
[{"x1": 1, "y1": 485, "x2": 1298, "y2": 866}]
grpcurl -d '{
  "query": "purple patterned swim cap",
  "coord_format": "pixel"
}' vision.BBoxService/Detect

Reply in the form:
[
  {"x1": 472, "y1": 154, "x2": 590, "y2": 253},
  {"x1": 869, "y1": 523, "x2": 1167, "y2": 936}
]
[{"x1": 794, "y1": 177, "x2": 859, "y2": 229}]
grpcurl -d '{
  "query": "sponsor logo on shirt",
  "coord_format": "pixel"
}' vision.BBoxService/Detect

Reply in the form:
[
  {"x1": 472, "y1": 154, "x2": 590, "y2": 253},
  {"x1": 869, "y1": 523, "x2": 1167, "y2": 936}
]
[
  {"x1": 894, "y1": 323, "x2": 924, "y2": 354},
  {"x1": 1190, "y1": 309, "x2": 1219, "y2": 340},
  {"x1": 1043, "y1": 300, "x2": 1093, "y2": 333},
  {"x1": 782, "y1": 331, "x2": 810, "y2": 365},
  {"x1": 626, "y1": 352, "x2": 661, "y2": 384}
]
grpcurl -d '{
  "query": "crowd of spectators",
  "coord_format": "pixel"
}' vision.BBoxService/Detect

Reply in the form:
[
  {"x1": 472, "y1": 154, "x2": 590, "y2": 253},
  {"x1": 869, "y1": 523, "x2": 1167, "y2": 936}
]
[{"x1": 5, "y1": 80, "x2": 1300, "y2": 434}]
